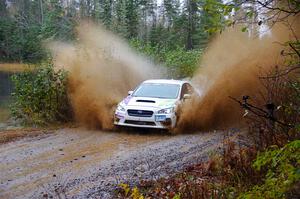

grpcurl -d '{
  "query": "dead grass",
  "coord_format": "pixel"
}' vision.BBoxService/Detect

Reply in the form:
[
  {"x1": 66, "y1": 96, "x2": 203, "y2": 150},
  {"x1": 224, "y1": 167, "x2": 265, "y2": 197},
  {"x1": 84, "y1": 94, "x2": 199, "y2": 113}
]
[
  {"x1": 0, "y1": 63, "x2": 28, "y2": 72},
  {"x1": 0, "y1": 124, "x2": 75, "y2": 144},
  {"x1": 0, "y1": 129, "x2": 52, "y2": 144}
]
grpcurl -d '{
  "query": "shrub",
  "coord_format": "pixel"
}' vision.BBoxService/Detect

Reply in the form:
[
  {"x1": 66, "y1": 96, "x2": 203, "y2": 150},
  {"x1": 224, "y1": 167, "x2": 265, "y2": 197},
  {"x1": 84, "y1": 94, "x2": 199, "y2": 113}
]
[
  {"x1": 130, "y1": 39, "x2": 201, "y2": 78},
  {"x1": 10, "y1": 62, "x2": 71, "y2": 125},
  {"x1": 240, "y1": 140, "x2": 300, "y2": 199}
]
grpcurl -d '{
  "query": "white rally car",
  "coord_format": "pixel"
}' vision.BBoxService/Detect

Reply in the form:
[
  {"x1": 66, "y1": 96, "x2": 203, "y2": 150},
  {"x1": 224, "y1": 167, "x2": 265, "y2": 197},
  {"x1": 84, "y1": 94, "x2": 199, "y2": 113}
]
[{"x1": 114, "y1": 79, "x2": 195, "y2": 130}]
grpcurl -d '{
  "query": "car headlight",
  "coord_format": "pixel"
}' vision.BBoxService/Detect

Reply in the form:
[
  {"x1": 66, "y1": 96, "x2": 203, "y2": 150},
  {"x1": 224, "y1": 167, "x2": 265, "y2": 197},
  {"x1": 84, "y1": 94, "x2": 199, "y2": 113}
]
[
  {"x1": 157, "y1": 107, "x2": 174, "y2": 114},
  {"x1": 116, "y1": 105, "x2": 125, "y2": 112}
]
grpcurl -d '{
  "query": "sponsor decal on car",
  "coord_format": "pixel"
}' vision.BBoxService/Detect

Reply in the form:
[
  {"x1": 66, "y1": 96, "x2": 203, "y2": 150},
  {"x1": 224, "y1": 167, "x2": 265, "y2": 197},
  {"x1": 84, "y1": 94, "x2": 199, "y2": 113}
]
[{"x1": 123, "y1": 96, "x2": 132, "y2": 105}]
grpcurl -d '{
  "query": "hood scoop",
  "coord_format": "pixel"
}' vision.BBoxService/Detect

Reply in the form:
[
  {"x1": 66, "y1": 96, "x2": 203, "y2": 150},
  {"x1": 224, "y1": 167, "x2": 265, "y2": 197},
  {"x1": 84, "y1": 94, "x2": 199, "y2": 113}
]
[{"x1": 136, "y1": 99, "x2": 156, "y2": 103}]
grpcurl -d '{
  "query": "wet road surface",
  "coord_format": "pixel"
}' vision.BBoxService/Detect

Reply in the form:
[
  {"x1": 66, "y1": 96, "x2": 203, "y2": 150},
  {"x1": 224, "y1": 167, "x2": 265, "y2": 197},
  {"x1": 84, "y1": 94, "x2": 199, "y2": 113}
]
[{"x1": 0, "y1": 128, "x2": 226, "y2": 199}]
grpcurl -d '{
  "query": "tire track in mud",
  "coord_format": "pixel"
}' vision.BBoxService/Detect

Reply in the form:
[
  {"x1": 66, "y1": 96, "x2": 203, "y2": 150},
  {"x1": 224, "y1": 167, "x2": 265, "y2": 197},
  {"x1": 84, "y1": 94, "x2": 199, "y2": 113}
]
[{"x1": 0, "y1": 128, "x2": 229, "y2": 199}]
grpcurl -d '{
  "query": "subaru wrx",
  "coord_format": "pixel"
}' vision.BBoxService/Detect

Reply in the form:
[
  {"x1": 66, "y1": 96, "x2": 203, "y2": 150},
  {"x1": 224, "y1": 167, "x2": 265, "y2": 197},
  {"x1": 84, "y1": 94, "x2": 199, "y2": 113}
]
[{"x1": 114, "y1": 79, "x2": 195, "y2": 130}]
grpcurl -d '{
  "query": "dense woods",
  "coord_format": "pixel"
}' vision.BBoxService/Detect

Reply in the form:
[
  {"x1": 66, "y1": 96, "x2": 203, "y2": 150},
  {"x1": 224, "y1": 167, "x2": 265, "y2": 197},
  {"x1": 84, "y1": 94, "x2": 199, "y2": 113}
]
[{"x1": 0, "y1": 0, "x2": 219, "y2": 71}]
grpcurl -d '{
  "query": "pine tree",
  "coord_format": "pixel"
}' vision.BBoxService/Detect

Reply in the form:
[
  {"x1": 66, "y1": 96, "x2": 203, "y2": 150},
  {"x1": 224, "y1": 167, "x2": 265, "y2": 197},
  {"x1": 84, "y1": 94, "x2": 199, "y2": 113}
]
[
  {"x1": 184, "y1": 0, "x2": 199, "y2": 50},
  {"x1": 113, "y1": 0, "x2": 128, "y2": 37},
  {"x1": 101, "y1": 0, "x2": 113, "y2": 27},
  {"x1": 124, "y1": 0, "x2": 140, "y2": 39}
]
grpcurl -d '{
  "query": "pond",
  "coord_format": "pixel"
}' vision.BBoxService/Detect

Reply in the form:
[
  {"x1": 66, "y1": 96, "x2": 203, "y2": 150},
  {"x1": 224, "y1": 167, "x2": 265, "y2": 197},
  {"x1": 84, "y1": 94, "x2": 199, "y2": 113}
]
[
  {"x1": 0, "y1": 71, "x2": 14, "y2": 104},
  {"x1": 0, "y1": 71, "x2": 15, "y2": 122}
]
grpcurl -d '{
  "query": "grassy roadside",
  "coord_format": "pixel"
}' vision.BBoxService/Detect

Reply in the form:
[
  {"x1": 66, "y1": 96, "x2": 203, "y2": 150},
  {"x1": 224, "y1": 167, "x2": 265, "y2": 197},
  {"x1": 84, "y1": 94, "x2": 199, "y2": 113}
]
[{"x1": 0, "y1": 63, "x2": 27, "y2": 72}]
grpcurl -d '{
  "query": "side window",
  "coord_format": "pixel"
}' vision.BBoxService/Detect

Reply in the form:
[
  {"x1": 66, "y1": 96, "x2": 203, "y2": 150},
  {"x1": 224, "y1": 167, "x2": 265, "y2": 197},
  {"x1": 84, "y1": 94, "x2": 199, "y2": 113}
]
[
  {"x1": 180, "y1": 83, "x2": 194, "y2": 99},
  {"x1": 186, "y1": 83, "x2": 194, "y2": 94},
  {"x1": 180, "y1": 83, "x2": 188, "y2": 99}
]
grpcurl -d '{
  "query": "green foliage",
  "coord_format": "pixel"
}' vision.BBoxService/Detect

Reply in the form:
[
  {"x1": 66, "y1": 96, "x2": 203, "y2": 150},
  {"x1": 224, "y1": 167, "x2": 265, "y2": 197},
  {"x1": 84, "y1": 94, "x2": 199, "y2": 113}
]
[
  {"x1": 124, "y1": 0, "x2": 139, "y2": 38},
  {"x1": 10, "y1": 62, "x2": 71, "y2": 125},
  {"x1": 163, "y1": 48, "x2": 201, "y2": 78},
  {"x1": 172, "y1": 193, "x2": 181, "y2": 199},
  {"x1": 0, "y1": 0, "x2": 75, "y2": 63},
  {"x1": 40, "y1": 0, "x2": 76, "y2": 41},
  {"x1": 130, "y1": 39, "x2": 201, "y2": 78},
  {"x1": 0, "y1": 14, "x2": 45, "y2": 62},
  {"x1": 240, "y1": 140, "x2": 300, "y2": 199},
  {"x1": 202, "y1": 0, "x2": 228, "y2": 34}
]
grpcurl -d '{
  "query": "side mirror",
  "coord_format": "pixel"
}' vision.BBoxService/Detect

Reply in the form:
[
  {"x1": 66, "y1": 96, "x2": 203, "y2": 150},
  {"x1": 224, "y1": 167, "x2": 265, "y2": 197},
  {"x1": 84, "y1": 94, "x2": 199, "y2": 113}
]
[
  {"x1": 183, "y1": 94, "x2": 191, "y2": 100},
  {"x1": 128, "y1": 91, "x2": 133, "y2": 95}
]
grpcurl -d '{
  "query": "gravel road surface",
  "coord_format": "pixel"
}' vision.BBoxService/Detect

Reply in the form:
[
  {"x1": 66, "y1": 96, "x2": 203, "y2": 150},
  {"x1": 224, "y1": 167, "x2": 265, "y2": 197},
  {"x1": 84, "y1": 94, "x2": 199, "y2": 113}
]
[{"x1": 0, "y1": 128, "x2": 230, "y2": 199}]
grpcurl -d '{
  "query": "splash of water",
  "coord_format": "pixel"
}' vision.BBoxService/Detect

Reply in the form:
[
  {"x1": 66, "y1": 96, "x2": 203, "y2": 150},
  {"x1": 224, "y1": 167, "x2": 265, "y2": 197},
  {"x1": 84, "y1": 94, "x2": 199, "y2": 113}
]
[
  {"x1": 49, "y1": 18, "x2": 299, "y2": 132},
  {"x1": 176, "y1": 18, "x2": 300, "y2": 132},
  {"x1": 49, "y1": 22, "x2": 163, "y2": 129}
]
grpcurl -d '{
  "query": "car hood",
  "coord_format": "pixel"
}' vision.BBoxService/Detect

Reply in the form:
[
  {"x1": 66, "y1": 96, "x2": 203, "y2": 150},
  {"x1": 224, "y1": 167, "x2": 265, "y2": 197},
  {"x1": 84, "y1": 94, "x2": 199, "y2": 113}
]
[{"x1": 120, "y1": 96, "x2": 178, "y2": 109}]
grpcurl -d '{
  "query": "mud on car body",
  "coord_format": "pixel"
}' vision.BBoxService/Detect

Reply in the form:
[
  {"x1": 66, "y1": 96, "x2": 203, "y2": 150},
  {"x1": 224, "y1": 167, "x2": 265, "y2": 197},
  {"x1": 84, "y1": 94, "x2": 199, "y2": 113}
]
[{"x1": 114, "y1": 79, "x2": 195, "y2": 130}]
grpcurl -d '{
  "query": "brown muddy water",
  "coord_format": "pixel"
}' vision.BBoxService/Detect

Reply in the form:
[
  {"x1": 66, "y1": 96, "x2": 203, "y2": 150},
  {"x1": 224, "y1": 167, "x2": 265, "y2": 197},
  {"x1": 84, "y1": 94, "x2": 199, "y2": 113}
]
[{"x1": 0, "y1": 128, "x2": 234, "y2": 199}]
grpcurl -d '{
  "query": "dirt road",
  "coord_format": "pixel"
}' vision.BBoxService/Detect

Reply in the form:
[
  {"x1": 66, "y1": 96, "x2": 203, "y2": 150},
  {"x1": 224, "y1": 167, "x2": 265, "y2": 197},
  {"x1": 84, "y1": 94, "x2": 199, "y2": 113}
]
[{"x1": 0, "y1": 128, "x2": 229, "y2": 199}]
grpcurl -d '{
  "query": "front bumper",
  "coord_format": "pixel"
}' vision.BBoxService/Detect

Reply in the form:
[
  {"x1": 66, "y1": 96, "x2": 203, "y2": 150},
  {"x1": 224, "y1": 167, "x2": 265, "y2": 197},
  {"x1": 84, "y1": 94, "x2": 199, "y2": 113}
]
[{"x1": 114, "y1": 109, "x2": 176, "y2": 129}]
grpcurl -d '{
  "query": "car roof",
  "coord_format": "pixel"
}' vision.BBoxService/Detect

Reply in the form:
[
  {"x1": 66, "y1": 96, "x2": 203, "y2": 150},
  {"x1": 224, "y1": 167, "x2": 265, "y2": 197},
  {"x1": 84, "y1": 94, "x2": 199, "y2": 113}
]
[{"x1": 142, "y1": 79, "x2": 189, "y2": 86}]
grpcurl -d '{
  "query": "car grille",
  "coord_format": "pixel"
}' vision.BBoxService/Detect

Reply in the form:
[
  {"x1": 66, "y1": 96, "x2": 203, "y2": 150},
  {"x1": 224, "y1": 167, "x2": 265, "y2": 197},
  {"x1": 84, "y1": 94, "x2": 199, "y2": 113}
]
[
  {"x1": 125, "y1": 120, "x2": 156, "y2": 126},
  {"x1": 127, "y1": 109, "x2": 153, "y2": 117}
]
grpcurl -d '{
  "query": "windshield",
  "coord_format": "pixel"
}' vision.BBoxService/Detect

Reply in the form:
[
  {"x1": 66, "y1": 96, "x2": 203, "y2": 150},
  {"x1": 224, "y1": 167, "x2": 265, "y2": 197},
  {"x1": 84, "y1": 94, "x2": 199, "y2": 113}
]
[{"x1": 133, "y1": 83, "x2": 180, "y2": 99}]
